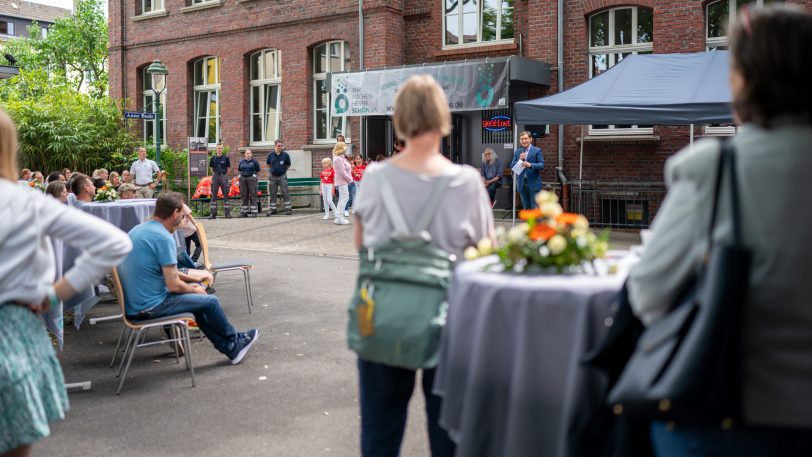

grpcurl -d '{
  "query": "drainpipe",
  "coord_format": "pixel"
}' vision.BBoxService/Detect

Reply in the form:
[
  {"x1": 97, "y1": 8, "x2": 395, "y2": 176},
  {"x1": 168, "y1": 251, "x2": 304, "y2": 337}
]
[
  {"x1": 557, "y1": 0, "x2": 564, "y2": 170},
  {"x1": 359, "y1": 0, "x2": 364, "y2": 157}
]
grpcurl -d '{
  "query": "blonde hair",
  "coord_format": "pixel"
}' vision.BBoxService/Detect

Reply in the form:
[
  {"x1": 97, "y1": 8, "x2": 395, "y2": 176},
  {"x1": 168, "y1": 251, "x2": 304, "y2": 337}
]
[
  {"x1": 393, "y1": 75, "x2": 451, "y2": 140},
  {"x1": 333, "y1": 141, "x2": 347, "y2": 156},
  {"x1": 0, "y1": 109, "x2": 19, "y2": 181},
  {"x1": 322, "y1": 157, "x2": 333, "y2": 166}
]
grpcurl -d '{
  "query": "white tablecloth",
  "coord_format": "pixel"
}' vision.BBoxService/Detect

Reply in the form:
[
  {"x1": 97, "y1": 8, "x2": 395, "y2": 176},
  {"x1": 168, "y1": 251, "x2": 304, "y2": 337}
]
[{"x1": 434, "y1": 255, "x2": 633, "y2": 457}]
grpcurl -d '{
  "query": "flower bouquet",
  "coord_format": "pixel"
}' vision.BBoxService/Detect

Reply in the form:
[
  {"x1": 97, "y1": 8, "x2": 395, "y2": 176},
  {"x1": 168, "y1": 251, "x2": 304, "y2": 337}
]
[
  {"x1": 94, "y1": 185, "x2": 119, "y2": 202},
  {"x1": 465, "y1": 191, "x2": 609, "y2": 273},
  {"x1": 28, "y1": 181, "x2": 46, "y2": 192}
]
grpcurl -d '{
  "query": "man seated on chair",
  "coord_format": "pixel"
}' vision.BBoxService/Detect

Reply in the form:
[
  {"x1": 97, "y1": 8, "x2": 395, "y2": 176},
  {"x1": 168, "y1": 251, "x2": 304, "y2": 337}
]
[
  {"x1": 481, "y1": 147, "x2": 504, "y2": 204},
  {"x1": 70, "y1": 173, "x2": 96, "y2": 205},
  {"x1": 118, "y1": 191, "x2": 259, "y2": 364}
]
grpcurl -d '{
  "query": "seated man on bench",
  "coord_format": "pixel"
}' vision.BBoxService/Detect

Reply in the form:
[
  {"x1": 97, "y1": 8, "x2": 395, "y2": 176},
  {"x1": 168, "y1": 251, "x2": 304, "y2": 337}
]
[{"x1": 118, "y1": 191, "x2": 259, "y2": 364}]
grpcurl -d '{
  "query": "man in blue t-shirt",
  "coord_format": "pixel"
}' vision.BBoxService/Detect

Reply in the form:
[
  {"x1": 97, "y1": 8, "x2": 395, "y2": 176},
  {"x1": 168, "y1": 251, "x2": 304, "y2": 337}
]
[
  {"x1": 118, "y1": 191, "x2": 258, "y2": 364},
  {"x1": 265, "y1": 139, "x2": 292, "y2": 216}
]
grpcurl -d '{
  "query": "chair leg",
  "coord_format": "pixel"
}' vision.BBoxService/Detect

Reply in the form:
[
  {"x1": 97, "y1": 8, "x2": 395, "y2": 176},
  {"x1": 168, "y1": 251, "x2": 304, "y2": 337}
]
[
  {"x1": 173, "y1": 325, "x2": 181, "y2": 365},
  {"x1": 116, "y1": 329, "x2": 136, "y2": 378},
  {"x1": 116, "y1": 328, "x2": 142, "y2": 395},
  {"x1": 243, "y1": 268, "x2": 253, "y2": 314},
  {"x1": 110, "y1": 326, "x2": 129, "y2": 368},
  {"x1": 184, "y1": 325, "x2": 196, "y2": 388}
]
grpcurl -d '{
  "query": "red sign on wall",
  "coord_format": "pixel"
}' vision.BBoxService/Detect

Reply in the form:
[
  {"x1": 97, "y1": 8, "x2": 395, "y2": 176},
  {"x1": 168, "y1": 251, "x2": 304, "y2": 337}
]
[{"x1": 482, "y1": 115, "x2": 512, "y2": 131}]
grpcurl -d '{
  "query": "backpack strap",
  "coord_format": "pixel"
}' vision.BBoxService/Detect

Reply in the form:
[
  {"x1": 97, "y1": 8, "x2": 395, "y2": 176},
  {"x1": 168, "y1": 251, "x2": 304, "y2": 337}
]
[
  {"x1": 413, "y1": 175, "x2": 453, "y2": 233},
  {"x1": 378, "y1": 165, "x2": 454, "y2": 236},
  {"x1": 379, "y1": 175, "x2": 411, "y2": 236}
]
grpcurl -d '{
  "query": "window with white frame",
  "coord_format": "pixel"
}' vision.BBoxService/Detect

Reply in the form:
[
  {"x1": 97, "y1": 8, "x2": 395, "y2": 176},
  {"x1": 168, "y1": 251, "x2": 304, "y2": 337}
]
[
  {"x1": 443, "y1": 0, "x2": 514, "y2": 47},
  {"x1": 313, "y1": 41, "x2": 351, "y2": 142},
  {"x1": 141, "y1": 0, "x2": 164, "y2": 15},
  {"x1": 588, "y1": 6, "x2": 653, "y2": 134},
  {"x1": 706, "y1": 0, "x2": 781, "y2": 50},
  {"x1": 250, "y1": 49, "x2": 282, "y2": 145},
  {"x1": 0, "y1": 21, "x2": 15, "y2": 36},
  {"x1": 142, "y1": 67, "x2": 167, "y2": 145},
  {"x1": 40, "y1": 26, "x2": 48, "y2": 38},
  {"x1": 193, "y1": 56, "x2": 220, "y2": 145}
]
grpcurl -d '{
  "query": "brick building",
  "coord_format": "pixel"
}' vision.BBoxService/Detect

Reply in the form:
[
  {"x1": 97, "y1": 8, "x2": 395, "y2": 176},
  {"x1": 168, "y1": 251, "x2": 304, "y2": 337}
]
[{"x1": 109, "y1": 0, "x2": 811, "y2": 224}]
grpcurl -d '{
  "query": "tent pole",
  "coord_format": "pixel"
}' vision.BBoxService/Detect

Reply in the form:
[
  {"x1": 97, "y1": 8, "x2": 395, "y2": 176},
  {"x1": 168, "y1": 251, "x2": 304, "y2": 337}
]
[
  {"x1": 512, "y1": 117, "x2": 518, "y2": 227},
  {"x1": 690, "y1": 123, "x2": 694, "y2": 152},
  {"x1": 579, "y1": 125, "x2": 584, "y2": 186}
]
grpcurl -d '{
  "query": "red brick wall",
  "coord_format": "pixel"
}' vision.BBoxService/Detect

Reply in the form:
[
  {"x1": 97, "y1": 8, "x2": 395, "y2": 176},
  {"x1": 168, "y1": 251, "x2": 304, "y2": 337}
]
[{"x1": 109, "y1": 0, "x2": 812, "y2": 179}]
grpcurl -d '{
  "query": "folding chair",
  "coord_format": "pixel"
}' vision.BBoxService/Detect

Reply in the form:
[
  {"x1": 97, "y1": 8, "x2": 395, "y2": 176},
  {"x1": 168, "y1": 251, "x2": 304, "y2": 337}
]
[
  {"x1": 195, "y1": 222, "x2": 255, "y2": 313},
  {"x1": 108, "y1": 268, "x2": 196, "y2": 395}
]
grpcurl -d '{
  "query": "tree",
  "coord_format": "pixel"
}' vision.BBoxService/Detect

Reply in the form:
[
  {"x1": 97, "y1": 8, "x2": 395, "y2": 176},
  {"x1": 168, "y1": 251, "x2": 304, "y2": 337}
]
[{"x1": 2, "y1": 0, "x2": 108, "y2": 97}]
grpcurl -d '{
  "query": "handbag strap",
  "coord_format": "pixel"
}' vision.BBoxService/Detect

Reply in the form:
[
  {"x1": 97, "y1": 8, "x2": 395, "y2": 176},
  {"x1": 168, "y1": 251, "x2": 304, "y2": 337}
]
[
  {"x1": 707, "y1": 140, "x2": 743, "y2": 249},
  {"x1": 378, "y1": 165, "x2": 453, "y2": 236}
]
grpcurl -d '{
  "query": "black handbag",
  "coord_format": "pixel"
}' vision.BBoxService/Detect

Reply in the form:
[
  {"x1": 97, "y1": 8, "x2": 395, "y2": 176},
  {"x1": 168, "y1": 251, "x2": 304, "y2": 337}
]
[{"x1": 607, "y1": 140, "x2": 752, "y2": 426}]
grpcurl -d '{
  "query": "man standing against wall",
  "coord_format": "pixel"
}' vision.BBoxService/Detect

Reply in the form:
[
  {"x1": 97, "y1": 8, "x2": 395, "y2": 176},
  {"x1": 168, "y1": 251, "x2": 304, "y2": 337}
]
[
  {"x1": 130, "y1": 147, "x2": 161, "y2": 198},
  {"x1": 209, "y1": 143, "x2": 231, "y2": 219},
  {"x1": 265, "y1": 139, "x2": 292, "y2": 216},
  {"x1": 510, "y1": 131, "x2": 544, "y2": 210}
]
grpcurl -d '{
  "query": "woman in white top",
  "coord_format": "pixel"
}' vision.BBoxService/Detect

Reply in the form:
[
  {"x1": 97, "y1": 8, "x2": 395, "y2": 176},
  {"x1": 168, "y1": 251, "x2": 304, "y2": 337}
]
[
  {"x1": 0, "y1": 109, "x2": 132, "y2": 457},
  {"x1": 352, "y1": 75, "x2": 494, "y2": 457}
]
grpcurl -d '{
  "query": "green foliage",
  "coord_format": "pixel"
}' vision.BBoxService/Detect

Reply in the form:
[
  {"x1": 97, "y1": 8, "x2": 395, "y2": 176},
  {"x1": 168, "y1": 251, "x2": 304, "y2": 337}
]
[
  {"x1": 1, "y1": 69, "x2": 136, "y2": 173},
  {"x1": 2, "y1": 0, "x2": 108, "y2": 97}
]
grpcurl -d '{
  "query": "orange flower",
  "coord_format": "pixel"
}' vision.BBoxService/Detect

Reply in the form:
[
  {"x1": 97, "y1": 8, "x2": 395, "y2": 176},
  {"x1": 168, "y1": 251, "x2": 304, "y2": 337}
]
[
  {"x1": 555, "y1": 212, "x2": 580, "y2": 226},
  {"x1": 101, "y1": 186, "x2": 108, "y2": 191},
  {"x1": 519, "y1": 209, "x2": 542, "y2": 221},
  {"x1": 529, "y1": 224, "x2": 557, "y2": 241}
]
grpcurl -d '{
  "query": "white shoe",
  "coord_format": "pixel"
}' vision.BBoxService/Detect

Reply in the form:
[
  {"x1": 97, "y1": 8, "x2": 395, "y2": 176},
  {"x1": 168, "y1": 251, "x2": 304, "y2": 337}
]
[
  {"x1": 334, "y1": 219, "x2": 341, "y2": 225},
  {"x1": 344, "y1": 210, "x2": 349, "y2": 217},
  {"x1": 322, "y1": 214, "x2": 330, "y2": 220},
  {"x1": 339, "y1": 219, "x2": 350, "y2": 225},
  {"x1": 351, "y1": 208, "x2": 355, "y2": 214}
]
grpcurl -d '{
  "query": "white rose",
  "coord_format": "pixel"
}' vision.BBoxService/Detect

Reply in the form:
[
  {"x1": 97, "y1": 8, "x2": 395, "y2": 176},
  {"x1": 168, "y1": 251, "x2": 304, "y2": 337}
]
[
  {"x1": 547, "y1": 234, "x2": 567, "y2": 255},
  {"x1": 464, "y1": 246, "x2": 480, "y2": 260},
  {"x1": 535, "y1": 190, "x2": 559, "y2": 207},
  {"x1": 508, "y1": 226, "x2": 527, "y2": 243},
  {"x1": 540, "y1": 202, "x2": 563, "y2": 218},
  {"x1": 574, "y1": 215, "x2": 589, "y2": 231},
  {"x1": 538, "y1": 246, "x2": 551, "y2": 257},
  {"x1": 495, "y1": 226, "x2": 506, "y2": 237},
  {"x1": 477, "y1": 238, "x2": 494, "y2": 256},
  {"x1": 576, "y1": 236, "x2": 587, "y2": 248}
]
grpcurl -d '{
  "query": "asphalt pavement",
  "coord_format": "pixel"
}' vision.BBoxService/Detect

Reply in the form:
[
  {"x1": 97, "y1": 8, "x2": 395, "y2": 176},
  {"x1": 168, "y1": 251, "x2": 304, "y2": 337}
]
[{"x1": 38, "y1": 211, "x2": 639, "y2": 457}]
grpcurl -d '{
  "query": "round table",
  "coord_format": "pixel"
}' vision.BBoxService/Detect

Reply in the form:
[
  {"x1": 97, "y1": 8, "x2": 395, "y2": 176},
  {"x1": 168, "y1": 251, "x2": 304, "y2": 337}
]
[{"x1": 434, "y1": 255, "x2": 634, "y2": 457}]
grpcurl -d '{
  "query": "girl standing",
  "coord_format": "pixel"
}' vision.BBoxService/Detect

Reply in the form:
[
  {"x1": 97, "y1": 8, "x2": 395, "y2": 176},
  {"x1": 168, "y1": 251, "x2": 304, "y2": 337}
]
[
  {"x1": 332, "y1": 142, "x2": 352, "y2": 225},
  {"x1": 319, "y1": 157, "x2": 338, "y2": 220}
]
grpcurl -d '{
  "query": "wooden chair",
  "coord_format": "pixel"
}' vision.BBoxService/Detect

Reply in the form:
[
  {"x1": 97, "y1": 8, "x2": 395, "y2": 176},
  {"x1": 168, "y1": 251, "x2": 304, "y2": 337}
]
[
  {"x1": 195, "y1": 222, "x2": 255, "y2": 313},
  {"x1": 109, "y1": 268, "x2": 196, "y2": 395}
]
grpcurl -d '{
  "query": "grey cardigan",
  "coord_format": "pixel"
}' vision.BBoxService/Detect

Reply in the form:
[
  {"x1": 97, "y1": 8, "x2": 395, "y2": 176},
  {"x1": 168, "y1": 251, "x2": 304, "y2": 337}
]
[{"x1": 628, "y1": 122, "x2": 812, "y2": 428}]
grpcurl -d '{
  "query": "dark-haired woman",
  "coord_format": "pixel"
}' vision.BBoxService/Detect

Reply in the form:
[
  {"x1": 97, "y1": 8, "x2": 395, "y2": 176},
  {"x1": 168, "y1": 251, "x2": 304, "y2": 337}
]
[{"x1": 628, "y1": 5, "x2": 812, "y2": 456}]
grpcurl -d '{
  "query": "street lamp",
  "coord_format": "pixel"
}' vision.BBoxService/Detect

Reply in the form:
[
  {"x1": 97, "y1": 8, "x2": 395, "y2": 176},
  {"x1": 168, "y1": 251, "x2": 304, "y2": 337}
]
[{"x1": 146, "y1": 59, "x2": 168, "y2": 168}]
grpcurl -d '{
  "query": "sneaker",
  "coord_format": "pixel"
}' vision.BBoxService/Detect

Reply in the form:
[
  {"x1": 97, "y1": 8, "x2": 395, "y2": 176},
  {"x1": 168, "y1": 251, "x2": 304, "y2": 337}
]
[
  {"x1": 351, "y1": 208, "x2": 355, "y2": 215},
  {"x1": 208, "y1": 214, "x2": 217, "y2": 220},
  {"x1": 238, "y1": 213, "x2": 248, "y2": 218},
  {"x1": 268, "y1": 209, "x2": 278, "y2": 216},
  {"x1": 322, "y1": 214, "x2": 330, "y2": 220},
  {"x1": 339, "y1": 219, "x2": 350, "y2": 225},
  {"x1": 285, "y1": 209, "x2": 292, "y2": 215},
  {"x1": 229, "y1": 329, "x2": 259, "y2": 365},
  {"x1": 225, "y1": 213, "x2": 232, "y2": 219},
  {"x1": 344, "y1": 210, "x2": 349, "y2": 217}
]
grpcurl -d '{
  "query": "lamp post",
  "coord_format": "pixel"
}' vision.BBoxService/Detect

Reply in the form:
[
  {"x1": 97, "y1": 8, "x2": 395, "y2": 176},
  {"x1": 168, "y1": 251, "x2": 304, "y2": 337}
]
[{"x1": 146, "y1": 59, "x2": 168, "y2": 168}]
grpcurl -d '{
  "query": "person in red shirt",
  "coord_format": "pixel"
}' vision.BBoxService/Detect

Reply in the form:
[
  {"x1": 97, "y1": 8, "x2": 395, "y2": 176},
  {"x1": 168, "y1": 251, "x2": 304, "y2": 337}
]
[
  {"x1": 351, "y1": 155, "x2": 367, "y2": 216},
  {"x1": 319, "y1": 157, "x2": 338, "y2": 220}
]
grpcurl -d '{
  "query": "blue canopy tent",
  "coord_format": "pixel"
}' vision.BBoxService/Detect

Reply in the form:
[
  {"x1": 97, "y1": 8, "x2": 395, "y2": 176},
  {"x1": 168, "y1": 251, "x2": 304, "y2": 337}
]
[
  {"x1": 515, "y1": 51, "x2": 733, "y2": 125},
  {"x1": 510, "y1": 51, "x2": 733, "y2": 223}
]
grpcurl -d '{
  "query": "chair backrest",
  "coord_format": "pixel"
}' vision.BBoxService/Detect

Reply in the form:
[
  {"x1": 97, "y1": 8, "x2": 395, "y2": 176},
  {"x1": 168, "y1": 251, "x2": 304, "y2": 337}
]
[
  {"x1": 194, "y1": 222, "x2": 213, "y2": 270},
  {"x1": 110, "y1": 268, "x2": 138, "y2": 328}
]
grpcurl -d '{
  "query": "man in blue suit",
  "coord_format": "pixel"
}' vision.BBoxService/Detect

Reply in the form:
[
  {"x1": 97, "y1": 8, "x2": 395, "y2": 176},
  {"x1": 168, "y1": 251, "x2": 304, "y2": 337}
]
[{"x1": 510, "y1": 131, "x2": 544, "y2": 209}]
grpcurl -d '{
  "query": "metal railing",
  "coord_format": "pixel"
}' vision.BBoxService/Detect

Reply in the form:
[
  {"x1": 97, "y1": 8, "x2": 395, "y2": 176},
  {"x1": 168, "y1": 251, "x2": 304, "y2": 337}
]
[{"x1": 569, "y1": 180, "x2": 666, "y2": 229}]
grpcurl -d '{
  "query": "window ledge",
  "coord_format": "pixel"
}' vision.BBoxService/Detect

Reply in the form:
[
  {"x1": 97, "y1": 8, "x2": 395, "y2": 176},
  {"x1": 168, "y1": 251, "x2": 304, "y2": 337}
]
[
  {"x1": 434, "y1": 41, "x2": 517, "y2": 57},
  {"x1": 578, "y1": 135, "x2": 661, "y2": 143},
  {"x1": 132, "y1": 10, "x2": 169, "y2": 20},
  {"x1": 181, "y1": 0, "x2": 224, "y2": 13},
  {"x1": 302, "y1": 144, "x2": 339, "y2": 151}
]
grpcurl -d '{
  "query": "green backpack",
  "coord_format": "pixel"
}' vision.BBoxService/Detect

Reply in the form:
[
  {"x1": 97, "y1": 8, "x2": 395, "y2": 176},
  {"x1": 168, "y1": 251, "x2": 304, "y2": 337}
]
[{"x1": 347, "y1": 171, "x2": 456, "y2": 370}]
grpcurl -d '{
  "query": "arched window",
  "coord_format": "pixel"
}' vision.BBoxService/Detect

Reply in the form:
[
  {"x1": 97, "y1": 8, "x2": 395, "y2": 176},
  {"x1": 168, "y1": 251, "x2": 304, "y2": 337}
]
[
  {"x1": 249, "y1": 49, "x2": 282, "y2": 145},
  {"x1": 192, "y1": 56, "x2": 220, "y2": 145},
  {"x1": 142, "y1": 67, "x2": 167, "y2": 145},
  {"x1": 588, "y1": 6, "x2": 653, "y2": 134},
  {"x1": 313, "y1": 41, "x2": 351, "y2": 142}
]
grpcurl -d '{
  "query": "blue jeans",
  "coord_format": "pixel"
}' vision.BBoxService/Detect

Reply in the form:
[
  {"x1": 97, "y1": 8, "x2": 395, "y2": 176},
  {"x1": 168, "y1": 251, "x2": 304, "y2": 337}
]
[
  {"x1": 347, "y1": 182, "x2": 356, "y2": 209},
  {"x1": 518, "y1": 180, "x2": 538, "y2": 210},
  {"x1": 140, "y1": 293, "x2": 238, "y2": 356},
  {"x1": 357, "y1": 358, "x2": 455, "y2": 457},
  {"x1": 651, "y1": 422, "x2": 812, "y2": 457}
]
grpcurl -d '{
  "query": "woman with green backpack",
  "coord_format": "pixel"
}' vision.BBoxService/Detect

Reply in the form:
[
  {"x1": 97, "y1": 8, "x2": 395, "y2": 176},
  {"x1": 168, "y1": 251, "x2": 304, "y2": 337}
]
[{"x1": 349, "y1": 75, "x2": 494, "y2": 456}]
